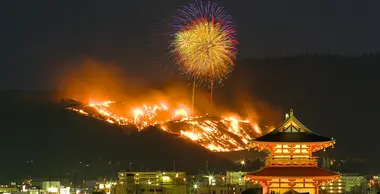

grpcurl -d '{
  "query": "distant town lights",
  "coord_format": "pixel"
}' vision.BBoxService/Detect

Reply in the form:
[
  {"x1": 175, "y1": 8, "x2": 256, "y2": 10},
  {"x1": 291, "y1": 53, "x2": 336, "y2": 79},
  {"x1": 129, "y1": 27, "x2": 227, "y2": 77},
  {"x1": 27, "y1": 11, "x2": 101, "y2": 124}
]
[
  {"x1": 60, "y1": 188, "x2": 70, "y2": 194},
  {"x1": 162, "y1": 176, "x2": 170, "y2": 181},
  {"x1": 47, "y1": 188, "x2": 58, "y2": 193}
]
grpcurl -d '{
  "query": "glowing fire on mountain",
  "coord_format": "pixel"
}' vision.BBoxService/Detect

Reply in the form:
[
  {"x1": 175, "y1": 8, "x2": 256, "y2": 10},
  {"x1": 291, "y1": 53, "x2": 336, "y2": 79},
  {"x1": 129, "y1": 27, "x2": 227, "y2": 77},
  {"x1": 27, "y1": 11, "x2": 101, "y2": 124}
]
[{"x1": 66, "y1": 98, "x2": 265, "y2": 152}]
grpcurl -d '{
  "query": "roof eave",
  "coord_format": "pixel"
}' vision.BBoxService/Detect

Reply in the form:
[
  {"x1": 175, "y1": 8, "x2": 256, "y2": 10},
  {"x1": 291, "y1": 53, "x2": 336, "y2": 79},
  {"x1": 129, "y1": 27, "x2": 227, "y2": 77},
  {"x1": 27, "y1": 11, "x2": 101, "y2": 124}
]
[
  {"x1": 251, "y1": 140, "x2": 335, "y2": 145},
  {"x1": 245, "y1": 174, "x2": 340, "y2": 180}
]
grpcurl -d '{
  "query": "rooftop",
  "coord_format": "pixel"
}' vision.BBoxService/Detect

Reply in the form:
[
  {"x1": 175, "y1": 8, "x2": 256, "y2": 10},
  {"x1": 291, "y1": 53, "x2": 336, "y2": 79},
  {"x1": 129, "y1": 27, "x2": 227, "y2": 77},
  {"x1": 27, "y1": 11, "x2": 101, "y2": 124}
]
[
  {"x1": 253, "y1": 109, "x2": 333, "y2": 143},
  {"x1": 246, "y1": 167, "x2": 339, "y2": 179}
]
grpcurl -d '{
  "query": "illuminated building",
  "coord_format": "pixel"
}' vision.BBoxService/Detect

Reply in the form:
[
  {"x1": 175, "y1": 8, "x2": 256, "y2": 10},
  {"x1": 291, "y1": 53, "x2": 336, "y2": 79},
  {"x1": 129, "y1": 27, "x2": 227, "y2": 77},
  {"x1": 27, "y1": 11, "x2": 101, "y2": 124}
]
[
  {"x1": 188, "y1": 172, "x2": 261, "y2": 194},
  {"x1": 0, "y1": 185, "x2": 18, "y2": 194},
  {"x1": 193, "y1": 185, "x2": 246, "y2": 194},
  {"x1": 319, "y1": 179, "x2": 343, "y2": 194},
  {"x1": 96, "y1": 181, "x2": 116, "y2": 194},
  {"x1": 319, "y1": 174, "x2": 367, "y2": 194},
  {"x1": 246, "y1": 110, "x2": 340, "y2": 194},
  {"x1": 42, "y1": 181, "x2": 60, "y2": 193},
  {"x1": 115, "y1": 171, "x2": 186, "y2": 194},
  {"x1": 226, "y1": 171, "x2": 246, "y2": 186},
  {"x1": 18, "y1": 180, "x2": 71, "y2": 194},
  {"x1": 368, "y1": 175, "x2": 380, "y2": 194},
  {"x1": 340, "y1": 174, "x2": 366, "y2": 193},
  {"x1": 42, "y1": 181, "x2": 72, "y2": 194}
]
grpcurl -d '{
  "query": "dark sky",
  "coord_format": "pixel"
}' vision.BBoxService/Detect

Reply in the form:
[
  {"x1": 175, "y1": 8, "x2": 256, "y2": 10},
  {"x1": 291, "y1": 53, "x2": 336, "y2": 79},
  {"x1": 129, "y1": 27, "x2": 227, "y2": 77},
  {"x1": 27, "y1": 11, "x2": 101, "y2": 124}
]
[{"x1": 1, "y1": 0, "x2": 380, "y2": 89}]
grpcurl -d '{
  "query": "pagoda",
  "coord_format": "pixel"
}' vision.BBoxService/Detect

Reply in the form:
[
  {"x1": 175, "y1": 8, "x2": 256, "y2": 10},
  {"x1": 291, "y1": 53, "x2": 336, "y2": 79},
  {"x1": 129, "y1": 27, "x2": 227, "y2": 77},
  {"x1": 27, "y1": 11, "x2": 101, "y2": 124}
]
[{"x1": 245, "y1": 110, "x2": 340, "y2": 194}]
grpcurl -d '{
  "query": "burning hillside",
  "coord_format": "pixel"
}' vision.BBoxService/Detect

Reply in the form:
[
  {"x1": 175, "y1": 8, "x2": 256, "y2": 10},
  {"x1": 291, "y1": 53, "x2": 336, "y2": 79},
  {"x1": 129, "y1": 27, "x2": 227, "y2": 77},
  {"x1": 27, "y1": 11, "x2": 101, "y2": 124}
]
[
  {"x1": 66, "y1": 99, "x2": 267, "y2": 152},
  {"x1": 57, "y1": 59, "x2": 279, "y2": 152}
]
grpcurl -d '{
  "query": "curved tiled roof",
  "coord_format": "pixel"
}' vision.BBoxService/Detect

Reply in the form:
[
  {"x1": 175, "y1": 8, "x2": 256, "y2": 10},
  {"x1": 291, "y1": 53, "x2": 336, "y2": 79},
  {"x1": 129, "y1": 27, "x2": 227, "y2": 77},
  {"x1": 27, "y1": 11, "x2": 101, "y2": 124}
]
[
  {"x1": 246, "y1": 167, "x2": 339, "y2": 178},
  {"x1": 253, "y1": 110, "x2": 333, "y2": 143},
  {"x1": 254, "y1": 131, "x2": 332, "y2": 142}
]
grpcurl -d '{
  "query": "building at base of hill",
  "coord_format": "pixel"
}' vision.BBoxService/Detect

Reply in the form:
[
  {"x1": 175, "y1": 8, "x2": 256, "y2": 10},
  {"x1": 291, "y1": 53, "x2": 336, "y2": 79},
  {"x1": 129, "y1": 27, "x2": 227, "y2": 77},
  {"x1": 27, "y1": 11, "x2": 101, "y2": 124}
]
[
  {"x1": 246, "y1": 110, "x2": 340, "y2": 194},
  {"x1": 188, "y1": 172, "x2": 261, "y2": 194},
  {"x1": 115, "y1": 171, "x2": 186, "y2": 194},
  {"x1": 320, "y1": 174, "x2": 367, "y2": 194},
  {"x1": 113, "y1": 171, "x2": 262, "y2": 194}
]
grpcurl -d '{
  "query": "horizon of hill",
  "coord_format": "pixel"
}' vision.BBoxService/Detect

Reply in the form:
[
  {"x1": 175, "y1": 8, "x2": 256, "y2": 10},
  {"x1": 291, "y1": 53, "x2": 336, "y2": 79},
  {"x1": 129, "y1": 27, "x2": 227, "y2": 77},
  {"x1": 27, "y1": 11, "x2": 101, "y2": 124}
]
[{"x1": 0, "y1": 90, "x2": 266, "y2": 183}]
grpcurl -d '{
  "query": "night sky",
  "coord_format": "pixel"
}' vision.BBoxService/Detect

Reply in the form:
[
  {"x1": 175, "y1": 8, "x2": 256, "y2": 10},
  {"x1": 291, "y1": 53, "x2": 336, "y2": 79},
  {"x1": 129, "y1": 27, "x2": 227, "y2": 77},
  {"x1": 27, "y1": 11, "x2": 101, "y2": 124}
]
[
  {"x1": 1, "y1": 0, "x2": 380, "y2": 172},
  {"x1": 1, "y1": 0, "x2": 380, "y2": 89}
]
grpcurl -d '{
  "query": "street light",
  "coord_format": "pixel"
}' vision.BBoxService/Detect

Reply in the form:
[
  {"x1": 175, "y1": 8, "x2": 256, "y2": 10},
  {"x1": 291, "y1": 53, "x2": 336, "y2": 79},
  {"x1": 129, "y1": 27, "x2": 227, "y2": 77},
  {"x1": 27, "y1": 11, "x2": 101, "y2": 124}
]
[
  {"x1": 240, "y1": 160, "x2": 246, "y2": 171},
  {"x1": 191, "y1": 183, "x2": 199, "y2": 194}
]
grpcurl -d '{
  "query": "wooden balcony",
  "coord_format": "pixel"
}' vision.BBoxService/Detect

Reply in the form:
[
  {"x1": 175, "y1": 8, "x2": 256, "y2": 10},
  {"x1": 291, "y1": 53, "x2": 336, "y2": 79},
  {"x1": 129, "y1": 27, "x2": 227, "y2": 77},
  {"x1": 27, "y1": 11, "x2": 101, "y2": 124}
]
[{"x1": 265, "y1": 157, "x2": 318, "y2": 167}]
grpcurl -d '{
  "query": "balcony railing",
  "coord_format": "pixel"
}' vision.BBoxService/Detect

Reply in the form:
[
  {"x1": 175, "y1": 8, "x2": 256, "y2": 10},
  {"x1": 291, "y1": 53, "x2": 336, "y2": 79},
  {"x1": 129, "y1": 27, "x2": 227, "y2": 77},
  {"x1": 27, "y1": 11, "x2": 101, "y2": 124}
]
[{"x1": 265, "y1": 157, "x2": 318, "y2": 167}]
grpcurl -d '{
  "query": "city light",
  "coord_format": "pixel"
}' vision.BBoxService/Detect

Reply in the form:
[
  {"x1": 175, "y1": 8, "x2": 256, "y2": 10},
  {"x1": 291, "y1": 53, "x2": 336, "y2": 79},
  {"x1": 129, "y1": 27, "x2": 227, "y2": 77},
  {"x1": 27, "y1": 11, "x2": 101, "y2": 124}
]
[
  {"x1": 162, "y1": 176, "x2": 170, "y2": 181},
  {"x1": 60, "y1": 188, "x2": 70, "y2": 194},
  {"x1": 47, "y1": 188, "x2": 58, "y2": 193}
]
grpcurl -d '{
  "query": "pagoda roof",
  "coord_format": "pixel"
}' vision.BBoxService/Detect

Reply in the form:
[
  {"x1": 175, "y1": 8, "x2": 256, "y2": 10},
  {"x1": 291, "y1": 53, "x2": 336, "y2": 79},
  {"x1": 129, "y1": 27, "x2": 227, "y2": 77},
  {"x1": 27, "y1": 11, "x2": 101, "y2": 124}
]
[
  {"x1": 246, "y1": 167, "x2": 340, "y2": 179},
  {"x1": 253, "y1": 110, "x2": 333, "y2": 143}
]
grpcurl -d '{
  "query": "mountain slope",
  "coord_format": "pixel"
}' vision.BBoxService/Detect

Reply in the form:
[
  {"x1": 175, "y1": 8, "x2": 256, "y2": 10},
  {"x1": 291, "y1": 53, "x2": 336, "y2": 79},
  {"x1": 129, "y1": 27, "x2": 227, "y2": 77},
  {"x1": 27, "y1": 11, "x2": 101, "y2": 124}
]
[{"x1": 0, "y1": 91, "x2": 237, "y2": 182}]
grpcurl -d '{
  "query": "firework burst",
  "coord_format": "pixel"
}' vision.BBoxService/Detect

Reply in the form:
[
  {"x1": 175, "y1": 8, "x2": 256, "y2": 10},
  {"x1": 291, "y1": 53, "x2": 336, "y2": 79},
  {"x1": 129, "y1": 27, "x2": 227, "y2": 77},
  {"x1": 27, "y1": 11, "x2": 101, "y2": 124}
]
[{"x1": 171, "y1": 0, "x2": 237, "y2": 84}]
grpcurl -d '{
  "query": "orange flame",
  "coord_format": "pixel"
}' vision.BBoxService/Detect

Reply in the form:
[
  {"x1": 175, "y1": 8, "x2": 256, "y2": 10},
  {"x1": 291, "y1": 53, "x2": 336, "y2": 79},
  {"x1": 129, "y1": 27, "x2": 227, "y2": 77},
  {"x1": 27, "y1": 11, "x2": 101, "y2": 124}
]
[
  {"x1": 67, "y1": 98, "x2": 263, "y2": 152},
  {"x1": 173, "y1": 109, "x2": 188, "y2": 119}
]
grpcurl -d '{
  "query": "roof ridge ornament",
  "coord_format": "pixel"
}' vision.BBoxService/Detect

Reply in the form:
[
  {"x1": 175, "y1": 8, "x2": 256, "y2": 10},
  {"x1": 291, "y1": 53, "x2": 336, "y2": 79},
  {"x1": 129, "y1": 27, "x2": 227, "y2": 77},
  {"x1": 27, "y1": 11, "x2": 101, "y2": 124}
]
[{"x1": 285, "y1": 109, "x2": 294, "y2": 119}]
